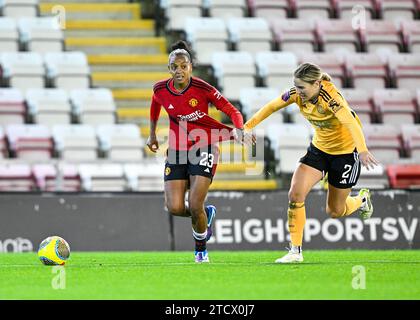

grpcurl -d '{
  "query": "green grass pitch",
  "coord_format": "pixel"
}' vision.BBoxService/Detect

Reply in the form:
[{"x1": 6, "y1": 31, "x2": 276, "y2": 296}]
[{"x1": 0, "y1": 250, "x2": 419, "y2": 300}]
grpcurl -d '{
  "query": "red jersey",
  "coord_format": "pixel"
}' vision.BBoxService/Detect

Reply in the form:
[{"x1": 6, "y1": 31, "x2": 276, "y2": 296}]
[{"x1": 150, "y1": 77, "x2": 244, "y2": 150}]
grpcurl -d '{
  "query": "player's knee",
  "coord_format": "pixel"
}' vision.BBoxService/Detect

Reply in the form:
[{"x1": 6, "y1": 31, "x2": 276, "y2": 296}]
[
  {"x1": 326, "y1": 206, "x2": 343, "y2": 219},
  {"x1": 167, "y1": 203, "x2": 186, "y2": 216}
]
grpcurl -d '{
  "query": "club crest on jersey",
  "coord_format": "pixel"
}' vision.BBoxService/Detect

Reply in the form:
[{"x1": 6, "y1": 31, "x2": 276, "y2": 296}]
[
  {"x1": 316, "y1": 104, "x2": 326, "y2": 114},
  {"x1": 189, "y1": 98, "x2": 198, "y2": 107}
]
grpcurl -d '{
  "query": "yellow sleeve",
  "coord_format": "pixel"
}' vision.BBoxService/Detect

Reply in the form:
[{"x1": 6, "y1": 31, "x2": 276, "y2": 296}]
[
  {"x1": 326, "y1": 90, "x2": 369, "y2": 154},
  {"x1": 244, "y1": 88, "x2": 296, "y2": 130}
]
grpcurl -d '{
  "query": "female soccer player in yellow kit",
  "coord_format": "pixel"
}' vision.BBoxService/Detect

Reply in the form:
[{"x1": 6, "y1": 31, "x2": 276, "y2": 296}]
[{"x1": 244, "y1": 63, "x2": 379, "y2": 263}]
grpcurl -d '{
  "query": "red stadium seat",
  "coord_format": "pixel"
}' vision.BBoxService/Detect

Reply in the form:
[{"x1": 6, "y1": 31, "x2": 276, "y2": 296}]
[
  {"x1": 335, "y1": 0, "x2": 378, "y2": 20},
  {"x1": 373, "y1": 88, "x2": 417, "y2": 125},
  {"x1": 0, "y1": 88, "x2": 26, "y2": 126},
  {"x1": 271, "y1": 19, "x2": 317, "y2": 53},
  {"x1": 339, "y1": 88, "x2": 374, "y2": 123},
  {"x1": 0, "y1": 163, "x2": 36, "y2": 191},
  {"x1": 387, "y1": 164, "x2": 420, "y2": 189},
  {"x1": 401, "y1": 21, "x2": 420, "y2": 53},
  {"x1": 33, "y1": 163, "x2": 81, "y2": 192},
  {"x1": 360, "y1": 20, "x2": 403, "y2": 53},
  {"x1": 362, "y1": 124, "x2": 402, "y2": 164},
  {"x1": 316, "y1": 19, "x2": 362, "y2": 53},
  {"x1": 297, "y1": 52, "x2": 346, "y2": 88},
  {"x1": 388, "y1": 53, "x2": 420, "y2": 92},
  {"x1": 377, "y1": 0, "x2": 418, "y2": 21},
  {"x1": 294, "y1": 0, "x2": 334, "y2": 19},
  {"x1": 247, "y1": 0, "x2": 291, "y2": 20},
  {"x1": 5, "y1": 124, "x2": 53, "y2": 161},
  {"x1": 344, "y1": 52, "x2": 389, "y2": 89}
]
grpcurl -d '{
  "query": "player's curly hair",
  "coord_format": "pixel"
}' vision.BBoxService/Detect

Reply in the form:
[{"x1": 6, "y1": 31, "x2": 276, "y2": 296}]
[
  {"x1": 168, "y1": 40, "x2": 194, "y2": 64},
  {"x1": 294, "y1": 62, "x2": 332, "y2": 84}
]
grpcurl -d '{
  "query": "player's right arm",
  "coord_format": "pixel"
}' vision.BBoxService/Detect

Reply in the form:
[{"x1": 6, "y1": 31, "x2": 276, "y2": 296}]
[
  {"x1": 147, "y1": 93, "x2": 161, "y2": 153},
  {"x1": 244, "y1": 88, "x2": 296, "y2": 131}
]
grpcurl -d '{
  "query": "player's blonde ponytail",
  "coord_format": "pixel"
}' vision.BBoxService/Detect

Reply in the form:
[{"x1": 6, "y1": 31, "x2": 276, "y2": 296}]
[{"x1": 294, "y1": 63, "x2": 332, "y2": 83}]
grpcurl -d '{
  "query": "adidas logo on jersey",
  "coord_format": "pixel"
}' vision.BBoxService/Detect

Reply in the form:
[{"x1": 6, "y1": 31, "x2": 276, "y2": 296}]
[
  {"x1": 340, "y1": 179, "x2": 347, "y2": 184},
  {"x1": 168, "y1": 104, "x2": 174, "y2": 109}
]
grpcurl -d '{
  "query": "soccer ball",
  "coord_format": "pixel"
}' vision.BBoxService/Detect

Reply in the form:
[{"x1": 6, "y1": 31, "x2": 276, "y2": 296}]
[{"x1": 38, "y1": 236, "x2": 70, "y2": 266}]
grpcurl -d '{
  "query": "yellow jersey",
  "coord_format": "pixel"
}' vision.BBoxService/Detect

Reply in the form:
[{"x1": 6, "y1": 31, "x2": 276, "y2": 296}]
[{"x1": 244, "y1": 80, "x2": 368, "y2": 155}]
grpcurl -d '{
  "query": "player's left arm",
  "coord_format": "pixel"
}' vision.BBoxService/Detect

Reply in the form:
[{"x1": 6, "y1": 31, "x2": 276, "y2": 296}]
[
  {"x1": 209, "y1": 88, "x2": 244, "y2": 129},
  {"x1": 328, "y1": 91, "x2": 379, "y2": 169}
]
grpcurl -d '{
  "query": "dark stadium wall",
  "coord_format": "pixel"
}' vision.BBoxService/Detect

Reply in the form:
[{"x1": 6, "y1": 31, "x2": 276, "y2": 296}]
[{"x1": 0, "y1": 191, "x2": 418, "y2": 252}]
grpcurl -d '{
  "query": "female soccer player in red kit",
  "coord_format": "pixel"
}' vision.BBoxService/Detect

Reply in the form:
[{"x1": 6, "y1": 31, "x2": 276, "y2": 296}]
[{"x1": 146, "y1": 41, "x2": 244, "y2": 263}]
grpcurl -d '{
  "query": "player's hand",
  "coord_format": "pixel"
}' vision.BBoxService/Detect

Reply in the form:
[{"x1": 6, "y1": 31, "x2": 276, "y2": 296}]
[
  {"x1": 243, "y1": 130, "x2": 256, "y2": 146},
  {"x1": 232, "y1": 128, "x2": 244, "y2": 144},
  {"x1": 146, "y1": 135, "x2": 159, "y2": 153},
  {"x1": 359, "y1": 151, "x2": 379, "y2": 170}
]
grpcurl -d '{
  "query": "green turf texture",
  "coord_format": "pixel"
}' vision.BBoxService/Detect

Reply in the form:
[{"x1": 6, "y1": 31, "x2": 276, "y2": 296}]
[{"x1": 0, "y1": 250, "x2": 419, "y2": 300}]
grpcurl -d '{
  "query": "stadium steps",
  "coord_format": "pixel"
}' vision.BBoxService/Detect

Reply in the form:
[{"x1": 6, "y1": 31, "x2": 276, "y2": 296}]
[
  {"x1": 40, "y1": 0, "x2": 169, "y2": 123},
  {"x1": 210, "y1": 179, "x2": 278, "y2": 190}
]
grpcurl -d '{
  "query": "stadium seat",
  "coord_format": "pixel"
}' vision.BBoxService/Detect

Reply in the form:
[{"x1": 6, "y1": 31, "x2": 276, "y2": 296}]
[
  {"x1": 316, "y1": 19, "x2": 362, "y2": 53},
  {"x1": 52, "y1": 124, "x2": 98, "y2": 161},
  {"x1": 211, "y1": 51, "x2": 256, "y2": 101},
  {"x1": 226, "y1": 17, "x2": 272, "y2": 54},
  {"x1": 377, "y1": 0, "x2": 418, "y2": 21},
  {"x1": 339, "y1": 88, "x2": 374, "y2": 123},
  {"x1": 184, "y1": 17, "x2": 228, "y2": 66},
  {"x1": 6, "y1": 124, "x2": 53, "y2": 161},
  {"x1": 204, "y1": 0, "x2": 247, "y2": 19},
  {"x1": 362, "y1": 123, "x2": 402, "y2": 164},
  {"x1": 401, "y1": 21, "x2": 420, "y2": 53},
  {"x1": 96, "y1": 124, "x2": 144, "y2": 162},
  {"x1": 44, "y1": 51, "x2": 91, "y2": 90},
  {"x1": 297, "y1": 52, "x2": 346, "y2": 88},
  {"x1": 344, "y1": 52, "x2": 389, "y2": 89},
  {"x1": 335, "y1": 0, "x2": 377, "y2": 20},
  {"x1": 387, "y1": 164, "x2": 420, "y2": 189},
  {"x1": 79, "y1": 163, "x2": 127, "y2": 192},
  {"x1": 357, "y1": 164, "x2": 389, "y2": 189},
  {"x1": 33, "y1": 163, "x2": 81, "y2": 192},
  {"x1": 294, "y1": 0, "x2": 333, "y2": 20},
  {"x1": 25, "y1": 89, "x2": 71, "y2": 127},
  {"x1": 0, "y1": 0, "x2": 39, "y2": 18},
  {"x1": 255, "y1": 51, "x2": 297, "y2": 91},
  {"x1": 0, "y1": 163, "x2": 35, "y2": 191},
  {"x1": 360, "y1": 20, "x2": 403, "y2": 53},
  {"x1": 18, "y1": 17, "x2": 64, "y2": 53},
  {"x1": 239, "y1": 87, "x2": 283, "y2": 129},
  {"x1": 271, "y1": 18, "x2": 317, "y2": 53},
  {"x1": 0, "y1": 17, "x2": 19, "y2": 51},
  {"x1": 0, "y1": 126, "x2": 6, "y2": 158},
  {"x1": 124, "y1": 162, "x2": 165, "y2": 192},
  {"x1": 373, "y1": 88, "x2": 417, "y2": 125},
  {"x1": 387, "y1": 53, "x2": 420, "y2": 92},
  {"x1": 267, "y1": 123, "x2": 311, "y2": 174},
  {"x1": 0, "y1": 88, "x2": 26, "y2": 126},
  {"x1": 0, "y1": 52, "x2": 45, "y2": 92},
  {"x1": 162, "y1": 0, "x2": 203, "y2": 31},
  {"x1": 247, "y1": 0, "x2": 290, "y2": 20},
  {"x1": 70, "y1": 88, "x2": 116, "y2": 125},
  {"x1": 401, "y1": 124, "x2": 420, "y2": 161}
]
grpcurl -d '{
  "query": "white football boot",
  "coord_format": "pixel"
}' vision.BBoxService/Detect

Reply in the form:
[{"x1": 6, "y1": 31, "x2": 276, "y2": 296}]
[
  {"x1": 358, "y1": 188, "x2": 373, "y2": 220},
  {"x1": 275, "y1": 245, "x2": 303, "y2": 263}
]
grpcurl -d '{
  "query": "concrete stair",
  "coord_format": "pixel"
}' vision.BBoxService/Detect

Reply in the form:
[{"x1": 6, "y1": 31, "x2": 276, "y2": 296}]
[{"x1": 40, "y1": 0, "x2": 168, "y2": 124}]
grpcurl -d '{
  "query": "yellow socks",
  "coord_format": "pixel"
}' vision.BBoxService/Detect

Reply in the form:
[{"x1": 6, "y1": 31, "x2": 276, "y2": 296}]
[
  {"x1": 288, "y1": 202, "x2": 306, "y2": 247},
  {"x1": 341, "y1": 195, "x2": 363, "y2": 217}
]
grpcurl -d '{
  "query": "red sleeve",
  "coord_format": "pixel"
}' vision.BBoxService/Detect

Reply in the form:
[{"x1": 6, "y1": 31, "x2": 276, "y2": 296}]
[
  {"x1": 150, "y1": 93, "x2": 162, "y2": 122},
  {"x1": 209, "y1": 88, "x2": 244, "y2": 129}
]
